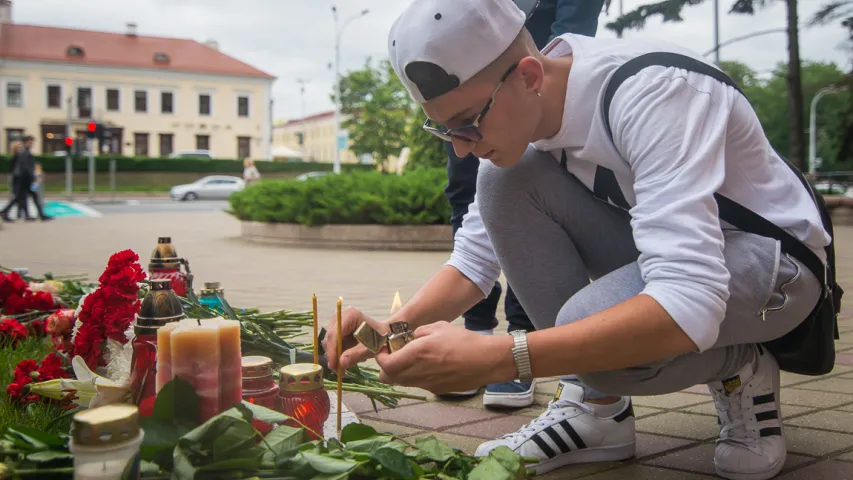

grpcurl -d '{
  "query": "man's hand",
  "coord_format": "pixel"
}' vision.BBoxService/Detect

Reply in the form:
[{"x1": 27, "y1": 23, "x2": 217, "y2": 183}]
[
  {"x1": 322, "y1": 306, "x2": 389, "y2": 371},
  {"x1": 375, "y1": 321, "x2": 515, "y2": 394}
]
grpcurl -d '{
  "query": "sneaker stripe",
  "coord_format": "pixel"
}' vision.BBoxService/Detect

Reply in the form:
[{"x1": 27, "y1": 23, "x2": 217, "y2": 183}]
[
  {"x1": 531, "y1": 433, "x2": 557, "y2": 459},
  {"x1": 613, "y1": 400, "x2": 634, "y2": 423},
  {"x1": 559, "y1": 420, "x2": 587, "y2": 450},
  {"x1": 759, "y1": 426, "x2": 782, "y2": 437},
  {"x1": 753, "y1": 393, "x2": 775, "y2": 405},
  {"x1": 755, "y1": 410, "x2": 779, "y2": 421},
  {"x1": 542, "y1": 426, "x2": 572, "y2": 454}
]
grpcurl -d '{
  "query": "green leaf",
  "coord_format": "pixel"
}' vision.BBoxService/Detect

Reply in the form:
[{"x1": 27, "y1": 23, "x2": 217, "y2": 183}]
[
  {"x1": 234, "y1": 401, "x2": 254, "y2": 424},
  {"x1": 314, "y1": 473, "x2": 352, "y2": 480},
  {"x1": 139, "y1": 460, "x2": 161, "y2": 475},
  {"x1": 7, "y1": 426, "x2": 67, "y2": 450},
  {"x1": 25, "y1": 450, "x2": 73, "y2": 462},
  {"x1": 238, "y1": 400, "x2": 291, "y2": 424},
  {"x1": 343, "y1": 435, "x2": 395, "y2": 453},
  {"x1": 340, "y1": 423, "x2": 378, "y2": 443},
  {"x1": 212, "y1": 421, "x2": 258, "y2": 461},
  {"x1": 468, "y1": 457, "x2": 516, "y2": 480},
  {"x1": 263, "y1": 425, "x2": 306, "y2": 455},
  {"x1": 172, "y1": 443, "x2": 198, "y2": 479},
  {"x1": 301, "y1": 451, "x2": 359, "y2": 474},
  {"x1": 139, "y1": 417, "x2": 191, "y2": 469},
  {"x1": 195, "y1": 455, "x2": 263, "y2": 472},
  {"x1": 415, "y1": 436, "x2": 456, "y2": 462},
  {"x1": 437, "y1": 474, "x2": 461, "y2": 480},
  {"x1": 153, "y1": 377, "x2": 199, "y2": 425},
  {"x1": 370, "y1": 447, "x2": 415, "y2": 478},
  {"x1": 488, "y1": 446, "x2": 524, "y2": 477}
]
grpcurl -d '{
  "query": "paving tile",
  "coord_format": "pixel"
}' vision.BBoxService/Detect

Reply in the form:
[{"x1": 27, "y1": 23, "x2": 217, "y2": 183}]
[
  {"x1": 785, "y1": 426, "x2": 853, "y2": 457},
  {"x1": 645, "y1": 443, "x2": 812, "y2": 476},
  {"x1": 342, "y1": 392, "x2": 424, "y2": 415},
  {"x1": 445, "y1": 414, "x2": 534, "y2": 439},
  {"x1": 636, "y1": 412, "x2": 720, "y2": 440},
  {"x1": 794, "y1": 377, "x2": 853, "y2": 394},
  {"x1": 516, "y1": 401, "x2": 548, "y2": 418},
  {"x1": 359, "y1": 418, "x2": 424, "y2": 438},
  {"x1": 781, "y1": 388, "x2": 853, "y2": 408},
  {"x1": 581, "y1": 464, "x2": 717, "y2": 479},
  {"x1": 634, "y1": 406, "x2": 667, "y2": 419},
  {"x1": 681, "y1": 384, "x2": 712, "y2": 396},
  {"x1": 634, "y1": 433, "x2": 695, "y2": 459},
  {"x1": 403, "y1": 431, "x2": 484, "y2": 455},
  {"x1": 837, "y1": 404, "x2": 853, "y2": 413},
  {"x1": 838, "y1": 354, "x2": 853, "y2": 366},
  {"x1": 361, "y1": 402, "x2": 501, "y2": 430},
  {"x1": 633, "y1": 393, "x2": 709, "y2": 410},
  {"x1": 835, "y1": 451, "x2": 853, "y2": 462},
  {"x1": 537, "y1": 462, "x2": 625, "y2": 479},
  {"x1": 777, "y1": 460, "x2": 853, "y2": 479},
  {"x1": 782, "y1": 371, "x2": 825, "y2": 387},
  {"x1": 681, "y1": 401, "x2": 815, "y2": 419},
  {"x1": 787, "y1": 410, "x2": 853, "y2": 433}
]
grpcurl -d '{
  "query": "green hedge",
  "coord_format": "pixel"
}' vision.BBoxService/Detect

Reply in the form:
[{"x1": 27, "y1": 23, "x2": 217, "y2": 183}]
[
  {"x1": 0, "y1": 155, "x2": 375, "y2": 174},
  {"x1": 229, "y1": 168, "x2": 451, "y2": 226}
]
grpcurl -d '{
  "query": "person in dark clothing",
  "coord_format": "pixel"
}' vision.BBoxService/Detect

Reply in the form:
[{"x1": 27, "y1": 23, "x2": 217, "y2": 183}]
[
  {"x1": 1, "y1": 136, "x2": 49, "y2": 222},
  {"x1": 442, "y1": 0, "x2": 606, "y2": 405}
]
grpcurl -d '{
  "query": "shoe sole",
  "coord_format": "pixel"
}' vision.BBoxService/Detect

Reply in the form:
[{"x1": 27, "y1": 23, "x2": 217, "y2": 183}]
[
  {"x1": 715, "y1": 350, "x2": 786, "y2": 480},
  {"x1": 531, "y1": 442, "x2": 636, "y2": 475},
  {"x1": 438, "y1": 389, "x2": 479, "y2": 398},
  {"x1": 482, "y1": 391, "x2": 534, "y2": 408}
]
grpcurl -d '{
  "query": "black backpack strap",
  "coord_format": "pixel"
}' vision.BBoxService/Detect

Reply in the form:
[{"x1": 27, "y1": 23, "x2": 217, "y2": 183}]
[{"x1": 600, "y1": 52, "x2": 831, "y2": 292}]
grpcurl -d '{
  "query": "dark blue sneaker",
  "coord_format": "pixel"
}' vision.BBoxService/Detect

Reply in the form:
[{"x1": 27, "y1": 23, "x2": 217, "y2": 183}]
[{"x1": 483, "y1": 379, "x2": 536, "y2": 408}]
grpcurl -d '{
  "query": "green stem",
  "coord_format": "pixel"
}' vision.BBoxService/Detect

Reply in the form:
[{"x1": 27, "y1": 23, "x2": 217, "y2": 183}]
[{"x1": 11, "y1": 467, "x2": 75, "y2": 476}]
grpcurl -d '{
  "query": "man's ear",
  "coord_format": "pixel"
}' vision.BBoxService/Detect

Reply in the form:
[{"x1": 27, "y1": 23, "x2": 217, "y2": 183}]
[{"x1": 517, "y1": 56, "x2": 544, "y2": 94}]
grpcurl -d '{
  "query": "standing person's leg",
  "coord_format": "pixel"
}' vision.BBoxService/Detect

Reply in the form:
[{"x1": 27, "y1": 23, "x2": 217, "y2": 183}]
[
  {"x1": 1, "y1": 177, "x2": 27, "y2": 222},
  {"x1": 550, "y1": 0, "x2": 607, "y2": 39}
]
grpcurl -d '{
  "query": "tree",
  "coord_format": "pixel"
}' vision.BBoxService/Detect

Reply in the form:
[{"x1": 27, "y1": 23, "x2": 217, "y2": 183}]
[
  {"x1": 606, "y1": 0, "x2": 808, "y2": 171},
  {"x1": 336, "y1": 59, "x2": 413, "y2": 172},
  {"x1": 404, "y1": 109, "x2": 448, "y2": 171}
]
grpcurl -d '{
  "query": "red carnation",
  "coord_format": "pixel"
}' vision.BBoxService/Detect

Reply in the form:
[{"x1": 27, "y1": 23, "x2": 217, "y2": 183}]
[
  {"x1": 38, "y1": 353, "x2": 69, "y2": 380},
  {"x1": 28, "y1": 319, "x2": 45, "y2": 337},
  {"x1": 0, "y1": 318, "x2": 28, "y2": 347},
  {"x1": 6, "y1": 355, "x2": 69, "y2": 405},
  {"x1": 3, "y1": 291, "x2": 56, "y2": 315},
  {"x1": 46, "y1": 309, "x2": 76, "y2": 336},
  {"x1": 0, "y1": 271, "x2": 28, "y2": 305}
]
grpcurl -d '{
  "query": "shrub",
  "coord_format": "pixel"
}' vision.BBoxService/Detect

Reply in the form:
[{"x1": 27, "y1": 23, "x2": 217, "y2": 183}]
[
  {"x1": 229, "y1": 168, "x2": 451, "y2": 226},
  {"x1": 404, "y1": 110, "x2": 448, "y2": 171},
  {"x1": 0, "y1": 155, "x2": 375, "y2": 175}
]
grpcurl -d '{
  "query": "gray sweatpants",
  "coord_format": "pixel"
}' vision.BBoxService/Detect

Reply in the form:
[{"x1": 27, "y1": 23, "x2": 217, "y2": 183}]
[{"x1": 476, "y1": 147, "x2": 822, "y2": 397}]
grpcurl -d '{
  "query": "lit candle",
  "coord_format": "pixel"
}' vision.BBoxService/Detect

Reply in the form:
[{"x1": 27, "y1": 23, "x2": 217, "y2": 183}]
[
  {"x1": 336, "y1": 296, "x2": 343, "y2": 437},
  {"x1": 211, "y1": 318, "x2": 242, "y2": 411},
  {"x1": 170, "y1": 321, "x2": 221, "y2": 423},
  {"x1": 312, "y1": 294, "x2": 319, "y2": 365}
]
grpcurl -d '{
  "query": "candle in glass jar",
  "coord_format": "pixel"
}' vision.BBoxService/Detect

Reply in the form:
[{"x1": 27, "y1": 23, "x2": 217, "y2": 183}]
[{"x1": 170, "y1": 321, "x2": 221, "y2": 423}]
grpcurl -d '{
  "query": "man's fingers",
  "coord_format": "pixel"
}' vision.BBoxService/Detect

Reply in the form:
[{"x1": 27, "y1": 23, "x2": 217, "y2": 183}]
[
  {"x1": 413, "y1": 324, "x2": 435, "y2": 339},
  {"x1": 375, "y1": 341, "x2": 420, "y2": 379},
  {"x1": 340, "y1": 344, "x2": 373, "y2": 370}
]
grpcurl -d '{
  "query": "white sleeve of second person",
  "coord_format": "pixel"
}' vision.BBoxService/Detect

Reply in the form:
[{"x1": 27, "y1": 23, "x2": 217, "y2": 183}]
[
  {"x1": 445, "y1": 194, "x2": 502, "y2": 297},
  {"x1": 609, "y1": 69, "x2": 735, "y2": 353}
]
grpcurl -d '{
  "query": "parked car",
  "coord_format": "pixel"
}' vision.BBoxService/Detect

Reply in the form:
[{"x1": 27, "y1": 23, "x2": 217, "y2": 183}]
[
  {"x1": 815, "y1": 182, "x2": 849, "y2": 196},
  {"x1": 168, "y1": 150, "x2": 213, "y2": 160},
  {"x1": 169, "y1": 175, "x2": 245, "y2": 201},
  {"x1": 295, "y1": 171, "x2": 331, "y2": 181}
]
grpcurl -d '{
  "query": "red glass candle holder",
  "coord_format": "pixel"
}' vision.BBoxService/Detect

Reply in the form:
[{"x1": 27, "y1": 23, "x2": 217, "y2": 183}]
[
  {"x1": 148, "y1": 268, "x2": 188, "y2": 297},
  {"x1": 241, "y1": 356, "x2": 279, "y2": 410},
  {"x1": 277, "y1": 364, "x2": 330, "y2": 440}
]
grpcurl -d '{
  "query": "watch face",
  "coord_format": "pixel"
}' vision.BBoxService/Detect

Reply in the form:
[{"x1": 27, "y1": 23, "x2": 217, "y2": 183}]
[{"x1": 513, "y1": 0, "x2": 540, "y2": 19}]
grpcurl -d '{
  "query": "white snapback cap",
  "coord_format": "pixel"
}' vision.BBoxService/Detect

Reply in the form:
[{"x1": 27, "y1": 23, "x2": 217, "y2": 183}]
[{"x1": 388, "y1": 0, "x2": 539, "y2": 104}]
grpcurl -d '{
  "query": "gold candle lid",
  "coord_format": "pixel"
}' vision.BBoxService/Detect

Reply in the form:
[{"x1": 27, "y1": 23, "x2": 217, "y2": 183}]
[
  {"x1": 242, "y1": 355, "x2": 273, "y2": 378},
  {"x1": 72, "y1": 405, "x2": 140, "y2": 447},
  {"x1": 279, "y1": 364, "x2": 324, "y2": 392}
]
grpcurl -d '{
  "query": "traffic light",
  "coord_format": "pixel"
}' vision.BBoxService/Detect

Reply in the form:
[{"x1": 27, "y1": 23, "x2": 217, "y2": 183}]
[
  {"x1": 64, "y1": 136, "x2": 74, "y2": 154},
  {"x1": 86, "y1": 122, "x2": 97, "y2": 139}
]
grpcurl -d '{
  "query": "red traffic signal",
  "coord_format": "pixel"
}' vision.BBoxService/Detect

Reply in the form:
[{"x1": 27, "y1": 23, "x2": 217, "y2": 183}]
[
  {"x1": 87, "y1": 122, "x2": 97, "y2": 133},
  {"x1": 64, "y1": 137, "x2": 74, "y2": 147}
]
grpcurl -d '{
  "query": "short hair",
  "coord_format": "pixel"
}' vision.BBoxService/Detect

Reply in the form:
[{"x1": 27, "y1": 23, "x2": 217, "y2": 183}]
[
  {"x1": 23, "y1": 135, "x2": 34, "y2": 142},
  {"x1": 470, "y1": 27, "x2": 540, "y2": 84}
]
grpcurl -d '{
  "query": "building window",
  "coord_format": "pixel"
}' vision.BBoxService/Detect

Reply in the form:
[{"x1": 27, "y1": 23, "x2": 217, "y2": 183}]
[
  {"x1": 196, "y1": 134, "x2": 210, "y2": 151},
  {"x1": 134, "y1": 133, "x2": 149, "y2": 156},
  {"x1": 237, "y1": 96, "x2": 249, "y2": 117},
  {"x1": 67, "y1": 45, "x2": 85, "y2": 57},
  {"x1": 159, "y1": 133, "x2": 173, "y2": 157},
  {"x1": 46, "y1": 85, "x2": 61, "y2": 109},
  {"x1": 199, "y1": 94, "x2": 211, "y2": 116},
  {"x1": 6, "y1": 82, "x2": 23, "y2": 108},
  {"x1": 153, "y1": 52, "x2": 170, "y2": 64},
  {"x1": 161, "y1": 92, "x2": 173, "y2": 114},
  {"x1": 237, "y1": 136, "x2": 251, "y2": 158},
  {"x1": 134, "y1": 90, "x2": 147, "y2": 113},
  {"x1": 5, "y1": 128, "x2": 24, "y2": 153},
  {"x1": 77, "y1": 87, "x2": 92, "y2": 117},
  {"x1": 106, "y1": 89, "x2": 120, "y2": 111}
]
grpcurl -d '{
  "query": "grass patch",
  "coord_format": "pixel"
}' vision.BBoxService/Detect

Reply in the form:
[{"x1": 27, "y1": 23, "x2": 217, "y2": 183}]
[{"x1": 0, "y1": 338, "x2": 70, "y2": 434}]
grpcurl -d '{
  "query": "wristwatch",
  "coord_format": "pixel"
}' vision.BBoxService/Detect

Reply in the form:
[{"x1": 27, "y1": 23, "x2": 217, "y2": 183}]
[{"x1": 510, "y1": 330, "x2": 534, "y2": 383}]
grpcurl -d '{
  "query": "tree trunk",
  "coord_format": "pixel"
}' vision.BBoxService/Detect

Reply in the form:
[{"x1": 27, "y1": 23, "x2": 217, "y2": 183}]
[{"x1": 786, "y1": 0, "x2": 806, "y2": 170}]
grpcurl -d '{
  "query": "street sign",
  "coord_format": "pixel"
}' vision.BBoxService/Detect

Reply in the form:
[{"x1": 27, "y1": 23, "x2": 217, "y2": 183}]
[{"x1": 336, "y1": 132, "x2": 348, "y2": 151}]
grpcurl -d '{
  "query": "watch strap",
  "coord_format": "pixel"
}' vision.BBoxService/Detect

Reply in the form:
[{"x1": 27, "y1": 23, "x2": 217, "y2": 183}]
[{"x1": 510, "y1": 330, "x2": 533, "y2": 383}]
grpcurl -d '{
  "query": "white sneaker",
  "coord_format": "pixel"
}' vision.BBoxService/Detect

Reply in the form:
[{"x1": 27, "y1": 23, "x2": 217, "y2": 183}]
[
  {"x1": 474, "y1": 382, "x2": 636, "y2": 475},
  {"x1": 708, "y1": 345, "x2": 786, "y2": 480}
]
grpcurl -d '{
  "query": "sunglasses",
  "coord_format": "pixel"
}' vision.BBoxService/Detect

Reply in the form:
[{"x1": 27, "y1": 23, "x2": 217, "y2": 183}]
[{"x1": 422, "y1": 63, "x2": 519, "y2": 143}]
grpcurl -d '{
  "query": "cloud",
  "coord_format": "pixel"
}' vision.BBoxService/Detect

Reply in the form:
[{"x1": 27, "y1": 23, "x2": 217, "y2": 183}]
[{"x1": 11, "y1": 0, "x2": 850, "y2": 120}]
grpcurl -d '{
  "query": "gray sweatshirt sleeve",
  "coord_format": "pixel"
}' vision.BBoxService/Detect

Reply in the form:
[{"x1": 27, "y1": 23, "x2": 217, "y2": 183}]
[{"x1": 445, "y1": 195, "x2": 502, "y2": 297}]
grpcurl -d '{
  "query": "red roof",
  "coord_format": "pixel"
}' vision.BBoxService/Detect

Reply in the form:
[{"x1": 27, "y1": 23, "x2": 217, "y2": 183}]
[
  {"x1": 0, "y1": 23, "x2": 275, "y2": 79},
  {"x1": 281, "y1": 111, "x2": 335, "y2": 126}
]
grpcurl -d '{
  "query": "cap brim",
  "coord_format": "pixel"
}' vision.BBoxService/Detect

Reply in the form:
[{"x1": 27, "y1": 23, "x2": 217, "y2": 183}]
[{"x1": 513, "y1": 0, "x2": 540, "y2": 20}]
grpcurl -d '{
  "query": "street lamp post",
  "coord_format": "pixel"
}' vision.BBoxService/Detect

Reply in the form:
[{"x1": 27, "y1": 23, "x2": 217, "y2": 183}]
[
  {"x1": 332, "y1": 5, "x2": 369, "y2": 174},
  {"x1": 809, "y1": 86, "x2": 845, "y2": 176}
]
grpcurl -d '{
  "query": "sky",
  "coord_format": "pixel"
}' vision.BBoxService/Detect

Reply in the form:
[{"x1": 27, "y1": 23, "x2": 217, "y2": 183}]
[{"x1": 12, "y1": 0, "x2": 852, "y2": 122}]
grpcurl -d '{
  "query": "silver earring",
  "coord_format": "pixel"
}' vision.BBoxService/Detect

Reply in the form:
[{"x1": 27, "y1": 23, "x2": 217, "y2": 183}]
[{"x1": 536, "y1": 92, "x2": 541, "y2": 97}]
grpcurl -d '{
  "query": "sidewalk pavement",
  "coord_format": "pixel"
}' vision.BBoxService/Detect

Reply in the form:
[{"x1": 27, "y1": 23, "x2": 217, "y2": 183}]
[{"x1": 1, "y1": 211, "x2": 851, "y2": 479}]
